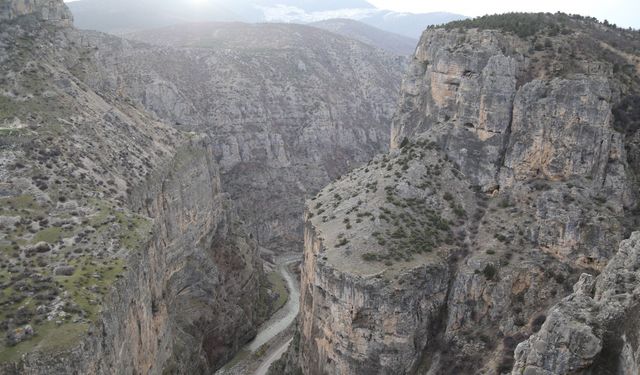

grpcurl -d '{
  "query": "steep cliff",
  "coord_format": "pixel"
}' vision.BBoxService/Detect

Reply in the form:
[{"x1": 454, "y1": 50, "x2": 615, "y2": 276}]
[
  {"x1": 288, "y1": 13, "x2": 640, "y2": 375},
  {"x1": 83, "y1": 22, "x2": 405, "y2": 254},
  {"x1": 0, "y1": 0, "x2": 73, "y2": 26},
  {"x1": 298, "y1": 139, "x2": 474, "y2": 374},
  {"x1": 513, "y1": 231, "x2": 640, "y2": 375},
  {"x1": 0, "y1": 3, "x2": 268, "y2": 373}
]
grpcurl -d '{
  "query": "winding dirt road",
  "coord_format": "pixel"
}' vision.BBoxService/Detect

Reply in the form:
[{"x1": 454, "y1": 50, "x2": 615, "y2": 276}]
[
  {"x1": 248, "y1": 256, "x2": 300, "y2": 353},
  {"x1": 215, "y1": 254, "x2": 301, "y2": 375},
  {"x1": 254, "y1": 338, "x2": 293, "y2": 375}
]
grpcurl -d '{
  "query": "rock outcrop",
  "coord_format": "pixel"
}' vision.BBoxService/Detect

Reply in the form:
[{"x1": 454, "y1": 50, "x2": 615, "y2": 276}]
[
  {"x1": 0, "y1": 0, "x2": 73, "y2": 26},
  {"x1": 513, "y1": 231, "x2": 640, "y2": 375},
  {"x1": 286, "y1": 13, "x2": 640, "y2": 375},
  {"x1": 298, "y1": 140, "x2": 474, "y2": 374}
]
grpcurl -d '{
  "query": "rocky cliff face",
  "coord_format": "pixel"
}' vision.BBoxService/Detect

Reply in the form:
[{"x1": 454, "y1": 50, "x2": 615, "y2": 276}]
[
  {"x1": 83, "y1": 22, "x2": 405, "y2": 254},
  {"x1": 288, "y1": 14, "x2": 640, "y2": 375},
  {"x1": 513, "y1": 231, "x2": 640, "y2": 375},
  {"x1": 0, "y1": 5, "x2": 269, "y2": 373},
  {"x1": 297, "y1": 140, "x2": 474, "y2": 374},
  {"x1": 0, "y1": 0, "x2": 73, "y2": 26}
]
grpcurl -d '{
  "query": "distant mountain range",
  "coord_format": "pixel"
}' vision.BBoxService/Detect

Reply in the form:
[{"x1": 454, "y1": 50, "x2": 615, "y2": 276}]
[
  {"x1": 310, "y1": 18, "x2": 417, "y2": 55},
  {"x1": 67, "y1": 0, "x2": 466, "y2": 39}
]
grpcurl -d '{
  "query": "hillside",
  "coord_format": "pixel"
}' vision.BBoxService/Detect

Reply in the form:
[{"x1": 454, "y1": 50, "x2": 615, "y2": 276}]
[
  {"x1": 66, "y1": 0, "x2": 465, "y2": 39},
  {"x1": 0, "y1": 1, "x2": 274, "y2": 373},
  {"x1": 310, "y1": 18, "x2": 417, "y2": 55},
  {"x1": 359, "y1": 11, "x2": 466, "y2": 39}
]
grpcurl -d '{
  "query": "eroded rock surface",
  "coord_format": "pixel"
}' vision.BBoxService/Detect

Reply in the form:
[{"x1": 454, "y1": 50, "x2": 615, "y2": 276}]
[
  {"x1": 87, "y1": 22, "x2": 405, "y2": 253},
  {"x1": 284, "y1": 14, "x2": 640, "y2": 375},
  {"x1": 0, "y1": 0, "x2": 72, "y2": 26},
  {"x1": 0, "y1": 5, "x2": 269, "y2": 374},
  {"x1": 513, "y1": 231, "x2": 640, "y2": 375}
]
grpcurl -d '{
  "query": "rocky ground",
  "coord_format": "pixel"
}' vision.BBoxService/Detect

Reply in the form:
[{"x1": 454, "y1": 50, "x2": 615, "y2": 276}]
[{"x1": 0, "y1": 4, "x2": 177, "y2": 367}]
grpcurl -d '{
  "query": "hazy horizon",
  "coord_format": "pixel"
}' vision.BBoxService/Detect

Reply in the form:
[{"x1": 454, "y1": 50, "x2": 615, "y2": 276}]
[{"x1": 63, "y1": 0, "x2": 640, "y2": 29}]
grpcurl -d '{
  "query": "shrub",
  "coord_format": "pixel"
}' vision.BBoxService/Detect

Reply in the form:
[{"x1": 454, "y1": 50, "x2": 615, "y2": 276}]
[
  {"x1": 482, "y1": 264, "x2": 498, "y2": 280},
  {"x1": 336, "y1": 238, "x2": 349, "y2": 247},
  {"x1": 362, "y1": 253, "x2": 377, "y2": 261},
  {"x1": 531, "y1": 314, "x2": 547, "y2": 332},
  {"x1": 494, "y1": 233, "x2": 509, "y2": 243},
  {"x1": 453, "y1": 205, "x2": 466, "y2": 218},
  {"x1": 439, "y1": 13, "x2": 577, "y2": 38}
]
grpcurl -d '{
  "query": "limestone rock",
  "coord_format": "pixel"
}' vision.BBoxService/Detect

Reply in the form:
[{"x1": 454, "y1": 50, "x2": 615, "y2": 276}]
[
  {"x1": 0, "y1": 11, "x2": 268, "y2": 375},
  {"x1": 288, "y1": 14, "x2": 640, "y2": 375},
  {"x1": 298, "y1": 140, "x2": 476, "y2": 374},
  {"x1": 87, "y1": 22, "x2": 405, "y2": 254},
  {"x1": 0, "y1": 0, "x2": 73, "y2": 26},
  {"x1": 390, "y1": 28, "x2": 522, "y2": 188},
  {"x1": 512, "y1": 232, "x2": 640, "y2": 375}
]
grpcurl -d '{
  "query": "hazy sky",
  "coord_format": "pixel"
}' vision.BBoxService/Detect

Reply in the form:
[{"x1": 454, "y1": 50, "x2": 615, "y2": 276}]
[
  {"x1": 368, "y1": 0, "x2": 640, "y2": 28},
  {"x1": 63, "y1": 0, "x2": 640, "y2": 29}
]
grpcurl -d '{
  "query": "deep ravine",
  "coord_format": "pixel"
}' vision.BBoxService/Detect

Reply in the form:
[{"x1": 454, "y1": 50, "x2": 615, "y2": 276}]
[{"x1": 215, "y1": 254, "x2": 301, "y2": 375}]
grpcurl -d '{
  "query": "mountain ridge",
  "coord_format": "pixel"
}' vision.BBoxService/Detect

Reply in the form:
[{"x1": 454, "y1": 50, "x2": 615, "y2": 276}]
[
  {"x1": 66, "y1": 0, "x2": 466, "y2": 38},
  {"x1": 309, "y1": 18, "x2": 417, "y2": 55}
]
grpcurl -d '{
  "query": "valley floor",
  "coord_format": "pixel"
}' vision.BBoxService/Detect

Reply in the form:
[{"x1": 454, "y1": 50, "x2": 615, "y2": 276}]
[{"x1": 216, "y1": 254, "x2": 301, "y2": 375}]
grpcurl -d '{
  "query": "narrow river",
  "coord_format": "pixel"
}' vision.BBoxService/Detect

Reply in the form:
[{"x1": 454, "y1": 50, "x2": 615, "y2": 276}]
[{"x1": 215, "y1": 254, "x2": 301, "y2": 375}]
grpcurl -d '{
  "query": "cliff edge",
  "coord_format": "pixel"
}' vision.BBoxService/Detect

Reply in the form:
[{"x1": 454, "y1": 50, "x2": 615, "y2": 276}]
[
  {"x1": 284, "y1": 13, "x2": 640, "y2": 375},
  {"x1": 0, "y1": 0, "x2": 72, "y2": 26}
]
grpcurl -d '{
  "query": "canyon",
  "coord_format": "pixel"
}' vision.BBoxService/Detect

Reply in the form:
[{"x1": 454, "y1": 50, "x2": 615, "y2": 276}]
[
  {"x1": 0, "y1": 0, "x2": 401, "y2": 373},
  {"x1": 1, "y1": 2, "x2": 640, "y2": 375}
]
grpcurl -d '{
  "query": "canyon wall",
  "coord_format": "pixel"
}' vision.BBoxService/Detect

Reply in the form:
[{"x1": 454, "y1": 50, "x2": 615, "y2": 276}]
[
  {"x1": 80, "y1": 23, "x2": 405, "y2": 253},
  {"x1": 290, "y1": 15, "x2": 640, "y2": 375},
  {"x1": 513, "y1": 231, "x2": 640, "y2": 375},
  {"x1": 0, "y1": 0, "x2": 73, "y2": 25},
  {"x1": 0, "y1": 3, "x2": 268, "y2": 373}
]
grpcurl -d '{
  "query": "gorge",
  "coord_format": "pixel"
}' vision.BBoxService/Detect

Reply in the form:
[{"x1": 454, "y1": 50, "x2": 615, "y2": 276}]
[{"x1": 1, "y1": 1, "x2": 640, "y2": 375}]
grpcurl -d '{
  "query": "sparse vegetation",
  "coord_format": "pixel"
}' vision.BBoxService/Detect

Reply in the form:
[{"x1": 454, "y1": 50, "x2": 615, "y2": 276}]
[
  {"x1": 336, "y1": 238, "x2": 349, "y2": 247},
  {"x1": 437, "y1": 12, "x2": 633, "y2": 38},
  {"x1": 266, "y1": 271, "x2": 289, "y2": 312},
  {"x1": 482, "y1": 264, "x2": 498, "y2": 281}
]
